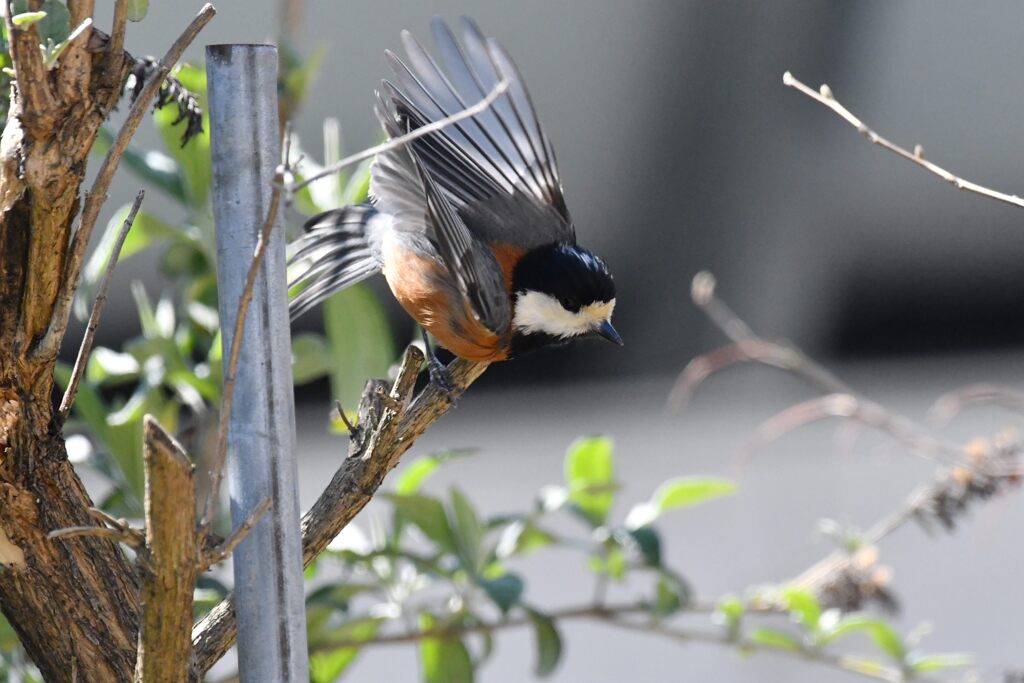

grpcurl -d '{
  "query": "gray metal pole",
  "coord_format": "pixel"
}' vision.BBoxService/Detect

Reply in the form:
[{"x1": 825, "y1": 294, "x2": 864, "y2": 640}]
[{"x1": 206, "y1": 44, "x2": 310, "y2": 683}]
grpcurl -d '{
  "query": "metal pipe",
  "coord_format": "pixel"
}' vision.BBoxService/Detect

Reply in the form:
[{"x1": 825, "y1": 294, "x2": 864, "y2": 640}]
[{"x1": 206, "y1": 44, "x2": 310, "y2": 683}]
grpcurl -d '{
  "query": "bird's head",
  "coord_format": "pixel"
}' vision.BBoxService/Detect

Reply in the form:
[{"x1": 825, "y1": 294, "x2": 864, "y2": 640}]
[{"x1": 510, "y1": 243, "x2": 621, "y2": 353}]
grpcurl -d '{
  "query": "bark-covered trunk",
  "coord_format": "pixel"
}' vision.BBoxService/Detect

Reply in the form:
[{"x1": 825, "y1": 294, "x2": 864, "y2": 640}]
[{"x1": 0, "y1": 3, "x2": 140, "y2": 680}]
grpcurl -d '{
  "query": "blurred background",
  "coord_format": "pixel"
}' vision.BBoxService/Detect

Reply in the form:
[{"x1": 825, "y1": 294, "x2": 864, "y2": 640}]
[{"x1": 81, "y1": 0, "x2": 1024, "y2": 680}]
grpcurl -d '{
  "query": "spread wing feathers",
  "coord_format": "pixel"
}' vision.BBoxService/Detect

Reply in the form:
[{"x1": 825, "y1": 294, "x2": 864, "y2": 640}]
[
  {"x1": 382, "y1": 16, "x2": 573, "y2": 233},
  {"x1": 287, "y1": 206, "x2": 382, "y2": 321},
  {"x1": 371, "y1": 110, "x2": 511, "y2": 334}
]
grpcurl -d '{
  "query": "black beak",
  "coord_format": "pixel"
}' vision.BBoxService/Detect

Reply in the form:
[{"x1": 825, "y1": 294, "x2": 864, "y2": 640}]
[{"x1": 596, "y1": 320, "x2": 624, "y2": 346}]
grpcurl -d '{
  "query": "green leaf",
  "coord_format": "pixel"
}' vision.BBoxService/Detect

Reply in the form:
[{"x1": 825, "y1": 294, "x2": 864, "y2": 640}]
[
  {"x1": 750, "y1": 628, "x2": 803, "y2": 653},
  {"x1": 292, "y1": 333, "x2": 332, "y2": 385},
  {"x1": 908, "y1": 653, "x2": 972, "y2": 673},
  {"x1": 420, "y1": 615, "x2": 474, "y2": 683},
  {"x1": 494, "y1": 520, "x2": 554, "y2": 559},
  {"x1": 82, "y1": 206, "x2": 191, "y2": 303},
  {"x1": 626, "y1": 476, "x2": 736, "y2": 529},
  {"x1": 153, "y1": 64, "x2": 210, "y2": 207},
  {"x1": 94, "y1": 126, "x2": 187, "y2": 202},
  {"x1": 449, "y1": 488, "x2": 482, "y2": 572},
  {"x1": 309, "y1": 618, "x2": 380, "y2": 683},
  {"x1": 126, "y1": 0, "x2": 148, "y2": 21},
  {"x1": 479, "y1": 573, "x2": 523, "y2": 613},
  {"x1": 653, "y1": 574, "x2": 685, "y2": 616},
  {"x1": 36, "y1": 0, "x2": 70, "y2": 43},
  {"x1": 627, "y1": 526, "x2": 661, "y2": 566},
  {"x1": 394, "y1": 450, "x2": 472, "y2": 495},
  {"x1": 382, "y1": 493, "x2": 455, "y2": 552},
  {"x1": 11, "y1": 11, "x2": 46, "y2": 27},
  {"x1": 564, "y1": 436, "x2": 615, "y2": 526},
  {"x1": 86, "y1": 347, "x2": 140, "y2": 387},
  {"x1": 323, "y1": 284, "x2": 395, "y2": 410},
  {"x1": 715, "y1": 595, "x2": 744, "y2": 640},
  {"x1": 781, "y1": 586, "x2": 822, "y2": 634},
  {"x1": 820, "y1": 616, "x2": 905, "y2": 662},
  {"x1": 525, "y1": 608, "x2": 562, "y2": 677}
]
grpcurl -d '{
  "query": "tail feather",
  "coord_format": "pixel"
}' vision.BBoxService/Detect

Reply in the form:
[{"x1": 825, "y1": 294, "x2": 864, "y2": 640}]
[{"x1": 288, "y1": 205, "x2": 382, "y2": 321}]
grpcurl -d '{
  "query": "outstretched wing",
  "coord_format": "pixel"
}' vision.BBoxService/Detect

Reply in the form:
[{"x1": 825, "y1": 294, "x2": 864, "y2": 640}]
[
  {"x1": 380, "y1": 16, "x2": 575, "y2": 249},
  {"x1": 372, "y1": 100, "x2": 511, "y2": 334}
]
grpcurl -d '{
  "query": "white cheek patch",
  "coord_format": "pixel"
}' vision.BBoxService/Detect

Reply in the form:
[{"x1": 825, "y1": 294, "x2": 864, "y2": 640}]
[{"x1": 513, "y1": 291, "x2": 616, "y2": 339}]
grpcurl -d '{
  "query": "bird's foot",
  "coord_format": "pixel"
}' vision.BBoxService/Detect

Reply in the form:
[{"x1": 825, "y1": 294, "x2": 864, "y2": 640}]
[{"x1": 420, "y1": 326, "x2": 460, "y2": 402}]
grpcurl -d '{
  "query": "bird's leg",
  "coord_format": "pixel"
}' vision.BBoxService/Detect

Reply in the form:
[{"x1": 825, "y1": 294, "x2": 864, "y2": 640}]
[{"x1": 420, "y1": 327, "x2": 458, "y2": 399}]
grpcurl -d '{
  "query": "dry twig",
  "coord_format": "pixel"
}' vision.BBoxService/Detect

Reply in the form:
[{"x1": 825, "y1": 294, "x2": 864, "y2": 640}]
[
  {"x1": 783, "y1": 71, "x2": 1024, "y2": 210},
  {"x1": 59, "y1": 190, "x2": 145, "y2": 421}
]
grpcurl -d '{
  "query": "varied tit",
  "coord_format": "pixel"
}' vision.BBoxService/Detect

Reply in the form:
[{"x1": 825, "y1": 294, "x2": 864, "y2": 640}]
[{"x1": 288, "y1": 16, "x2": 622, "y2": 373}]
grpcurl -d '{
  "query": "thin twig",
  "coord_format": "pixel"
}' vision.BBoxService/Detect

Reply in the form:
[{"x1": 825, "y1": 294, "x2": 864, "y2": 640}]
[
  {"x1": 47, "y1": 525, "x2": 143, "y2": 548},
  {"x1": 59, "y1": 190, "x2": 144, "y2": 421},
  {"x1": 35, "y1": 2, "x2": 217, "y2": 360},
  {"x1": 202, "y1": 496, "x2": 272, "y2": 569},
  {"x1": 288, "y1": 77, "x2": 510, "y2": 195},
  {"x1": 783, "y1": 71, "x2": 1024, "y2": 210},
  {"x1": 108, "y1": 0, "x2": 129, "y2": 61},
  {"x1": 927, "y1": 382, "x2": 1024, "y2": 426},
  {"x1": 202, "y1": 173, "x2": 284, "y2": 531},
  {"x1": 334, "y1": 400, "x2": 358, "y2": 437}
]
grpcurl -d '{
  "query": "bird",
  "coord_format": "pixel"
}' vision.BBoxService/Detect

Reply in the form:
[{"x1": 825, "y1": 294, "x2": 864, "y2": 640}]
[{"x1": 288, "y1": 16, "x2": 622, "y2": 379}]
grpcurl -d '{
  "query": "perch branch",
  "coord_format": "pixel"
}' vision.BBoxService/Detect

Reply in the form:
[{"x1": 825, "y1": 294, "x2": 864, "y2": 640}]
[
  {"x1": 35, "y1": 2, "x2": 217, "y2": 360},
  {"x1": 192, "y1": 349, "x2": 490, "y2": 673},
  {"x1": 47, "y1": 525, "x2": 143, "y2": 548},
  {"x1": 59, "y1": 190, "x2": 144, "y2": 421},
  {"x1": 783, "y1": 71, "x2": 1024, "y2": 210},
  {"x1": 134, "y1": 416, "x2": 200, "y2": 683},
  {"x1": 288, "y1": 77, "x2": 510, "y2": 195}
]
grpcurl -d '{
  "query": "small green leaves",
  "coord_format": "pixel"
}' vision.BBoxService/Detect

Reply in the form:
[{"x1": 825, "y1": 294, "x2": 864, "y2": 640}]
[
  {"x1": 395, "y1": 451, "x2": 472, "y2": 495},
  {"x1": 420, "y1": 615, "x2": 474, "y2": 683},
  {"x1": 781, "y1": 586, "x2": 822, "y2": 636},
  {"x1": 383, "y1": 493, "x2": 456, "y2": 552},
  {"x1": 907, "y1": 653, "x2": 972, "y2": 673},
  {"x1": 291, "y1": 333, "x2": 332, "y2": 385},
  {"x1": 819, "y1": 615, "x2": 905, "y2": 662},
  {"x1": 11, "y1": 11, "x2": 46, "y2": 27},
  {"x1": 308, "y1": 618, "x2": 381, "y2": 683},
  {"x1": 715, "y1": 595, "x2": 744, "y2": 640},
  {"x1": 323, "y1": 284, "x2": 396, "y2": 410},
  {"x1": 449, "y1": 488, "x2": 483, "y2": 572},
  {"x1": 750, "y1": 628, "x2": 803, "y2": 653},
  {"x1": 524, "y1": 608, "x2": 563, "y2": 677},
  {"x1": 626, "y1": 476, "x2": 736, "y2": 529},
  {"x1": 564, "y1": 436, "x2": 615, "y2": 526},
  {"x1": 479, "y1": 573, "x2": 524, "y2": 613},
  {"x1": 126, "y1": 0, "x2": 148, "y2": 21}
]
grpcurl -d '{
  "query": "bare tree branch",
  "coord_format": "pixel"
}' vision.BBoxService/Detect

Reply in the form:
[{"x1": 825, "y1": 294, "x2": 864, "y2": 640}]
[
  {"x1": 193, "y1": 349, "x2": 490, "y2": 673},
  {"x1": 35, "y1": 2, "x2": 217, "y2": 360},
  {"x1": 200, "y1": 496, "x2": 272, "y2": 571},
  {"x1": 783, "y1": 71, "x2": 1024, "y2": 210},
  {"x1": 135, "y1": 416, "x2": 200, "y2": 683},
  {"x1": 59, "y1": 190, "x2": 144, "y2": 421}
]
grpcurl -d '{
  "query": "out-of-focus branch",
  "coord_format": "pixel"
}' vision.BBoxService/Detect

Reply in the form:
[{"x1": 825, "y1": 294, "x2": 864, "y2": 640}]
[
  {"x1": 783, "y1": 71, "x2": 1024, "y2": 210},
  {"x1": 192, "y1": 349, "x2": 490, "y2": 673},
  {"x1": 59, "y1": 190, "x2": 145, "y2": 421}
]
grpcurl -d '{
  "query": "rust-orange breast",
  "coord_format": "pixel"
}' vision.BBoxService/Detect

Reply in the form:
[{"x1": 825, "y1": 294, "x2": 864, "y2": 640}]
[{"x1": 381, "y1": 235, "x2": 510, "y2": 362}]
